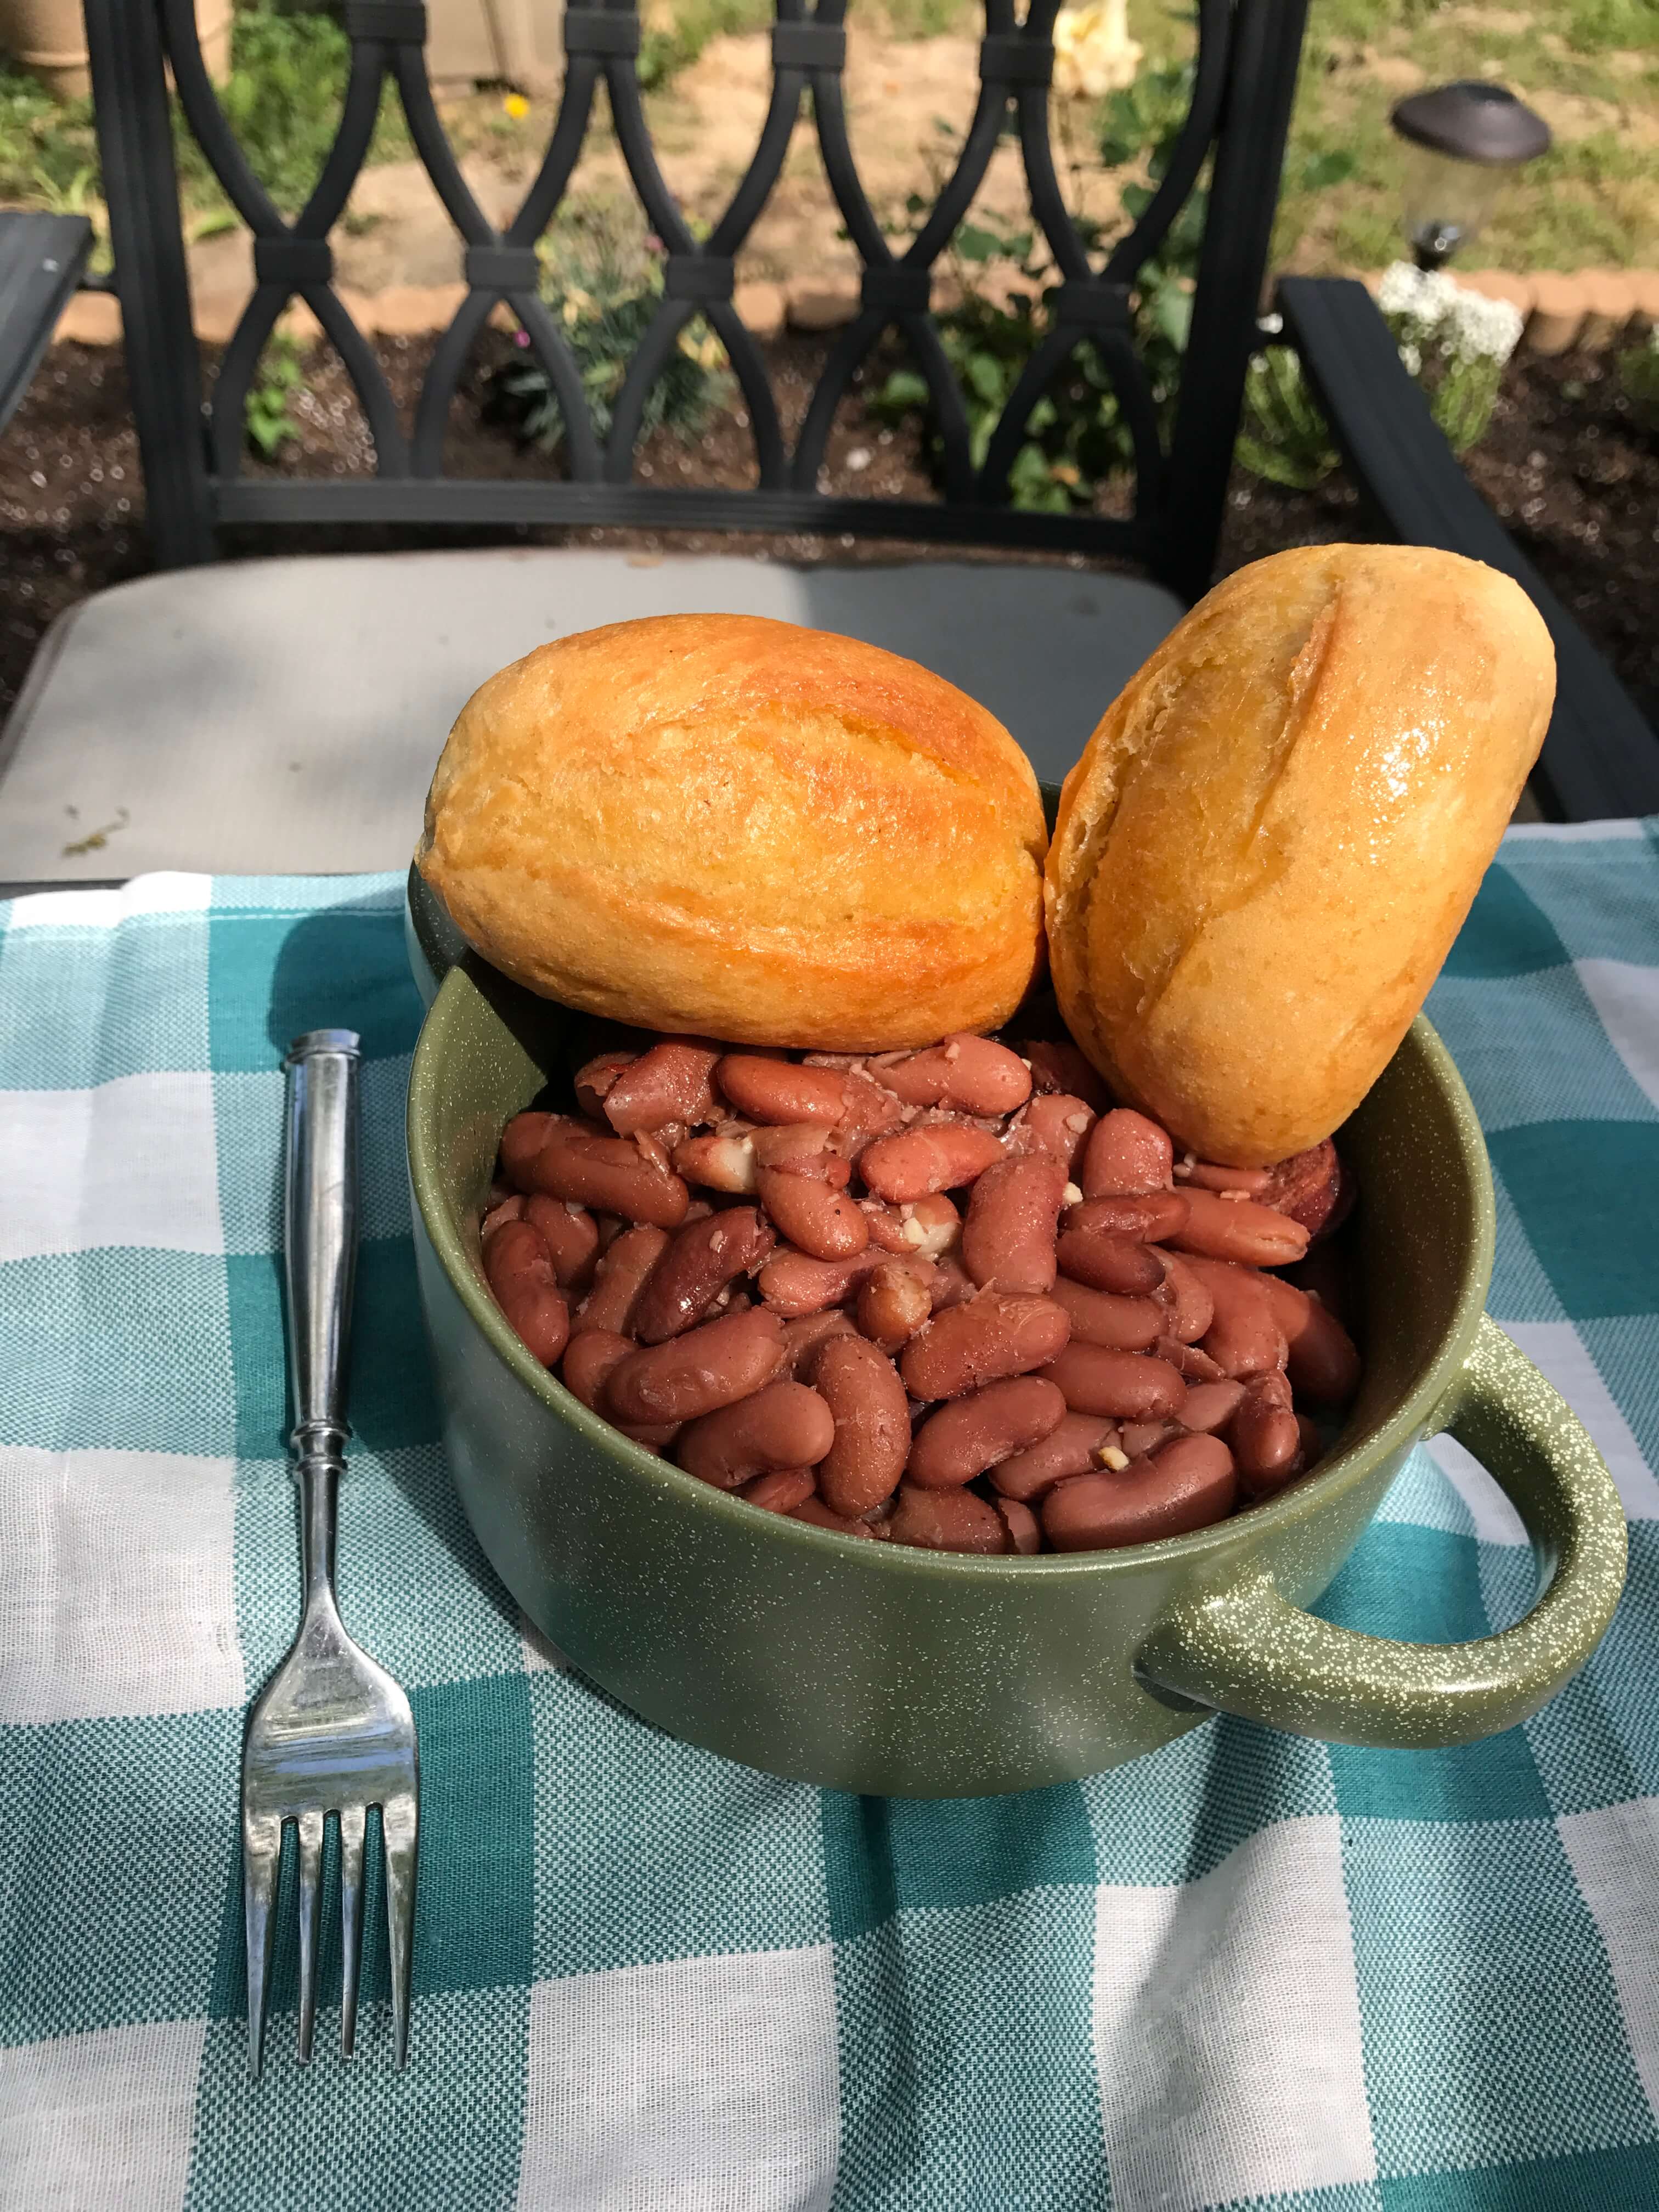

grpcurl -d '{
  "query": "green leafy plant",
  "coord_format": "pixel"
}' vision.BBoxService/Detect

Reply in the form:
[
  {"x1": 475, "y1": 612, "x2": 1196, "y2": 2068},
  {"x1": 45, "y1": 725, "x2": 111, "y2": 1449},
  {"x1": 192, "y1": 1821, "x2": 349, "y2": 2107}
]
[
  {"x1": 1617, "y1": 329, "x2": 1659, "y2": 435},
  {"x1": 245, "y1": 329, "x2": 304, "y2": 459}
]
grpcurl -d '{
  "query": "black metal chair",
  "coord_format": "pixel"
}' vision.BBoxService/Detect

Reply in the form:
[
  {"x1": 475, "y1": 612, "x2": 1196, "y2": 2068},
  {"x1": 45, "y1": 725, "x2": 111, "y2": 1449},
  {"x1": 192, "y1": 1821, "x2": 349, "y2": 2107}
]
[{"x1": 0, "y1": 0, "x2": 1652, "y2": 882}]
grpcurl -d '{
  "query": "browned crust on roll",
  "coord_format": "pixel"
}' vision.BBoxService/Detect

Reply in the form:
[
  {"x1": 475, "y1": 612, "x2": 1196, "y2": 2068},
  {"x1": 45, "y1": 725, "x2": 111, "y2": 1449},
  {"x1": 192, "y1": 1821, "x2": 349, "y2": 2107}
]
[
  {"x1": 1045, "y1": 545, "x2": 1555, "y2": 1165},
  {"x1": 416, "y1": 612, "x2": 1047, "y2": 1048}
]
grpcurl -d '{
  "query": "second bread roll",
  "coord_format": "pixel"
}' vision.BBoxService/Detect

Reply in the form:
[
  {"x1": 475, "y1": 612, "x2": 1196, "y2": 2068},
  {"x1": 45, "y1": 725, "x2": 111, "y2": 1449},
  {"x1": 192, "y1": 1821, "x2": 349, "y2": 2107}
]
[{"x1": 1045, "y1": 545, "x2": 1555, "y2": 1165}]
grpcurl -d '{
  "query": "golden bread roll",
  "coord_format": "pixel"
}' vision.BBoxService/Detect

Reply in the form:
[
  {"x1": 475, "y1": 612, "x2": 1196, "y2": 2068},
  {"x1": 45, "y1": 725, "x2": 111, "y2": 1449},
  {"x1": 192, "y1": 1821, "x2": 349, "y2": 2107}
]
[
  {"x1": 1045, "y1": 544, "x2": 1555, "y2": 1165},
  {"x1": 416, "y1": 612, "x2": 1046, "y2": 1048}
]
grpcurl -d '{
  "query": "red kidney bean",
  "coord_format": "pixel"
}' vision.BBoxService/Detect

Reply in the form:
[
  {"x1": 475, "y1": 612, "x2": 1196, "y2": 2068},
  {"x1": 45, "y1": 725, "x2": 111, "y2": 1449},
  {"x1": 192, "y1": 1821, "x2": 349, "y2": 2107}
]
[
  {"x1": 872, "y1": 1034, "x2": 1032, "y2": 1116},
  {"x1": 1081, "y1": 1109, "x2": 1175, "y2": 1199},
  {"x1": 525, "y1": 1118, "x2": 691, "y2": 1230},
  {"x1": 1260, "y1": 1275, "x2": 1362, "y2": 1406},
  {"x1": 602, "y1": 1039, "x2": 721, "y2": 1135},
  {"x1": 672, "y1": 1130, "x2": 759, "y2": 1194},
  {"x1": 1022, "y1": 1039, "x2": 1109, "y2": 1111},
  {"x1": 1168, "y1": 1187, "x2": 1310, "y2": 1267},
  {"x1": 574, "y1": 1052, "x2": 634, "y2": 1120},
  {"x1": 631, "y1": 1206, "x2": 774, "y2": 1345},
  {"x1": 574, "y1": 1223, "x2": 672, "y2": 1337},
  {"x1": 606, "y1": 1307, "x2": 786, "y2": 1425},
  {"x1": 860, "y1": 1124, "x2": 1006, "y2": 1203},
  {"x1": 814, "y1": 1333, "x2": 911, "y2": 1518},
  {"x1": 1175, "y1": 1379, "x2": 1246, "y2": 1435},
  {"x1": 522, "y1": 1195, "x2": 600, "y2": 1293},
  {"x1": 991, "y1": 1412, "x2": 1119, "y2": 1501},
  {"x1": 560, "y1": 1327, "x2": 632, "y2": 1412},
  {"x1": 1261, "y1": 1141, "x2": 1347, "y2": 1238},
  {"x1": 831, "y1": 1066, "x2": 908, "y2": 1146},
  {"x1": 864, "y1": 1193, "x2": 962, "y2": 1260},
  {"x1": 1176, "y1": 1159, "x2": 1274, "y2": 1194},
  {"x1": 499, "y1": 1110, "x2": 554, "y2": 1190},
  {"x1": 1039, "y1": 1344, "x2": 1187, "y2": 1421},
  {"x1": 780, "y1": 1308, "x2": 860, "y2": 1378},
  {"x1": 1231, "y1": 1374, "x2": 1304, "y2": 1498},
  {"x1": 757, "y1": 1166, "x2": 870, "y2": 1261},
  {"x1": 483, "y1": 1220, "x2": 570, "y2": 1364},
  {"x1": 900, "y1": 1293, "x2": 1071, "y2": 1402},
  {"x1": 995, "y1": 1496, "x2": 1042, "y2": 1554},
  {"x1": 716, "y1": 1056, "x2": 850, "y2": 1124},
  {"x1": 1154, "y1": 1252, "x2": 1215, "y2": 1344},
  {"x1": 962, "y1": 1156, "x2": 1067, "y2": 1294},
  {"x1": 1177, "y1": 1255, "x2": 1287, "y2": 1380},
  {"x1": 885, "y1": 1484, "x2": 1007, "y2": 1554},
  {"x1": 1050, "y1": 1276, "x2": 1164, "y2": 1353},
  {"x1": 1004, "y1": 1093, "x2": 1097, "y2": 1178},
  {"x1": 907, "y1": 1376, "x2": 1067, "y2": 1489},
  {"x1": 748, "y1": 1124, "x2": 851, "y2": 1177},
  {"x1": 741, "y1": 1467, "x2": 817, "y2": 1515},
  {"x1": 481, "y1": 1194, "x2": 525, "y2": 1240},
  {"x1": 676, "y1": 1380, "x2": 836, "y2": 1489},
  {"x1": 1160, "y1": 1338, "x2": 1228, "y2": 1383},
  {"x1": 1064, "y1": 1191, "x2": 1190, "y2": 1243},
  {"x1": 792, "y1": 1496, "x2": 879, "y2": 1537},
  {"x1": 927, "y1": 1252, "x2": 978, "y2": 1311},
  {"x1": 1119, "y1": 1418, "x2": 1180, "y2": 1458},
  {"x1": 1057, "y1": 1227, "x2": 1165, "y2": 1297},
  {"x1": 1042, "y1": 1434, "x2": 1237, "y2": 1550},
  {"x1": 856, "y1": 1260, "x2": 935, "y2": 1353},
  {"x1": 757, "y1": 1246, "x2": 886, "y2": 1317}
]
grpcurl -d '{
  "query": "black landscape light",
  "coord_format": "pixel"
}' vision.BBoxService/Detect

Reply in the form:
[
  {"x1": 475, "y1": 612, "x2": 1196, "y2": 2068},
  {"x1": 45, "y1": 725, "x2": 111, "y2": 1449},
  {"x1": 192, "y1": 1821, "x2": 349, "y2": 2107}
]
[{"x1": 1390, "y1": 81, "x2": 1552, "y2": 270}]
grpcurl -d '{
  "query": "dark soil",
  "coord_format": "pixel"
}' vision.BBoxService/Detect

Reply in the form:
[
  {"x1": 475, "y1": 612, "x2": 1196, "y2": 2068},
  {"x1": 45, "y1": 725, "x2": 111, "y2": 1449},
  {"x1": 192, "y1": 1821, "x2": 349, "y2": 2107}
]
[{"x1": 3, "y1": 334, "x2": 1654, "y2": 740}]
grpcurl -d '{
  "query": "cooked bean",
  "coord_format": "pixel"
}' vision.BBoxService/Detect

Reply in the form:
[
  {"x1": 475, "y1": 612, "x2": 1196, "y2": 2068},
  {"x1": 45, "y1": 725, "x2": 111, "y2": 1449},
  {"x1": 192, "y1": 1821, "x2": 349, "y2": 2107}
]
[
  {"x1": 1042, "y1": 1434, "x2": 1237, "y2": 1550},
  {"x1": 900, "y1": 1292, "x2": 1071, "y2": 1402},
  {"x1": 961, "y1": 1155, "x2": 1067, "y2": 1294},
  {"x1": 1175, "y1": 1379, "x2": 1246, "y2": 1434},
  {"x1": 481, "y1": 1194, "x2": 525, "y2": 1240},
  {"x1": 927, "y1": 1252, "x2": 978, "y2": 1311},
  {"x1": 1177, "y1": 1159, "x2": 1273, "y2": 1194},
  {"x1": 632, "y1": 1206, "x2": 774, "y2": 1345},
  {"x1": 1261, "y1": 1140, "x2": 1347, "y2": 1238},
  {"x1": 1064, "y1": 1191, "x2": 1189, "y2": 1243},
  {"x1": 781, "y1": 1307, "x2": 860, "y2": 1378},
  {"x1": 1039, "y1": 1344, "x2": 1187, "y2": 1421},
  {"x1": 560, "y1": 1327, "x2": 633, "y2": 1412},
  {"x1": 856, "y1": 1260, "x2": 935, "y2": 1353},
  {"x1": 1231, "y1": 1375, "x2": 1304, "y2": 1498},
  {"x1": 1260, "y1": 1275, "x2": 1361, "y2": 1405},
  {"x1": 1081, "y1": 1109, "x2": 1175, "y2": 1200},
  {"x1": 791, "y1": 1496, "x2": 879, "y2": 1537},
  {"x1": 525, "y1": 1118, "x2": 690, "y2": 1229},
  {"x1": 672, "y1": 1130, "x2": 759, "y2": 1194},
  {"x1": 1296, "y1": 1414, "x2": 1324, "y2": 1467},
  {"x1": 1057, "y1": 1226, "x2": 1165, "y2": 1296},
  {"x1": 1168, "y1": 1187, "x2": 1310, "y2": 1267},
  {"x1": 995, "y1": 1496, "x2": 1042, "y2": 1555},
  {"x1": 676, "y1": 1380, "x2": 835, "y2": 1489},
  {"x1": 1160, "y1": 1338, "x2": 1228, "y2": 1383},
  {"x1": 1154, "y1": 1252, "x2": 1215, "y2": 1344},
  {"x1": 757, "y1": 1246, "x2": 885, "y2": 1317},
  {"x1": 1003, "y1": 1093, "x2": 1097, "y2": 1178},
  {"x1": 873, "y1": 1034, "x2": 1032, "y2": 1116},
  {"x1": 991, "y1": 1412, "x2": 1119, "y2": 1501},
  {"x1": 864, "y1": 1192, "x2": 962, "y2": 1259},
  {"x1": 907, "y1": 1376, "x2": 1067, "y2": 1489},
  {"x1": 606, "y1": 1308, "x2": 786, "y2": 1425},
  {"x1": 1178, "y1": 1254, "x2": 1287, "y2": 1379},
  {"x1": 483, "y1": 1220, "x2": 571, "y2": 1364},
  {"x1": 757, "y1": 1166, "x2": 870, "y2": 1260},
  {"x1": 574, "y1": 1223, "x2": 673, "y2": 1336},
  {"x1": 602, "y1": 1039, "x2": 721, "y2": 1135},
  {"x1": 860, "y1": 1124, "x2": 1006, "y2": 1203},
  {"x1": 499, "y1": 1110, "x2": 554, "y2": 1189},
  {"x1": 885, "y1": 1483, "x2": 1007, "y2": 1554},
  {"x1": 573, "y1": 1052, "x2": 634, "y2": 1121},
  {"x1": 1119, "y1": 1418, "x2": 1180, "y2": 1458},
  {"x1": 741, "y1": 1467, "x2": 817, "y2": 1515},
  {"x1": 1022, "y1": 1039, "x2": 1109, "y2": 1111},
  {"x1": 716, "y1": 1056, "x2": 850, "y2": 1124},
  {"x1": 814, "y1": 1334, "x2": 911, "y2": 1518},
  {"x1": 522, "y1": 1195, "x2": 600, "y2": 1293},
  {"x1": 1050, "y1": 1276, "x2": 1163, "y2": 1352},
  {"x1": 747, "y1": 1123, "x2": 849, "y2": 1176}
]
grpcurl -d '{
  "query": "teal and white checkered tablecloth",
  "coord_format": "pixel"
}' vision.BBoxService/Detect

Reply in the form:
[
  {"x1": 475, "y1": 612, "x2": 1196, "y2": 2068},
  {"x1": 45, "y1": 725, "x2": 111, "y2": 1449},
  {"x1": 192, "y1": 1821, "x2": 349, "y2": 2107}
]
[{"x1": 4, "y1": 824, "x2": 1659, "y2": 2212}]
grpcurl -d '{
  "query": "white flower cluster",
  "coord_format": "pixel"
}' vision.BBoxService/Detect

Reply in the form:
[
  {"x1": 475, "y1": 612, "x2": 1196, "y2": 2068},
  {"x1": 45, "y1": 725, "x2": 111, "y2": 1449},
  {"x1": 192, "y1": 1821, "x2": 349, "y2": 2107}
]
[
  {"x1": 1374, "y1": 258, "x2": 1523, "y2": 367},
  {"x1": 1053, "y1": 0, "x2": 1143, "y2": 100}
]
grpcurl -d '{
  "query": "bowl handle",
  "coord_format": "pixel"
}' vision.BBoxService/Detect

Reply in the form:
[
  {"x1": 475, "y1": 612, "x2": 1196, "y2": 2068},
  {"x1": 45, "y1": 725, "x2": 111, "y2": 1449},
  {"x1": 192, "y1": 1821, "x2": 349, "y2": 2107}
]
[{"x1": 1135, "y1": 1316, "x2": 1628, "y2": 1749}]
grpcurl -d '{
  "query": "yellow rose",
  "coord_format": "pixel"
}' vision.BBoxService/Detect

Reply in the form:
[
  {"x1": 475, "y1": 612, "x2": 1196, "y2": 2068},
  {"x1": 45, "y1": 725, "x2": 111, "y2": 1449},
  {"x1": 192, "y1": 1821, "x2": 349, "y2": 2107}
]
[{"x1": 1052, "y1": 0, "x2": 1143, "y2": 100}]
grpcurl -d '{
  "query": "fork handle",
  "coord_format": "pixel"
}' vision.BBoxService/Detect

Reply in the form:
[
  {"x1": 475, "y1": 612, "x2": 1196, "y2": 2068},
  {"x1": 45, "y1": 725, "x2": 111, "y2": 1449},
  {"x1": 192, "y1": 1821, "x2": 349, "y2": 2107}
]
[{"x1": 283, "y1": 1028, "x2": 362, "y2": 1493}]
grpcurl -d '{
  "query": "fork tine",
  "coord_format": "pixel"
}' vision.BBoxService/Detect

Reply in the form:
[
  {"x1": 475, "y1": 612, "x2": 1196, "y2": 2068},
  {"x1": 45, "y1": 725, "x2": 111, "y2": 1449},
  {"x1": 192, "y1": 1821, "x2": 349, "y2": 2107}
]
[
  {"x1": 295, "y1": 1808, "x2": 325, "y2": 2062},
  {"x1": 382, "y1": 1790, "x2": 418, "y2": 2069},
  {"x1": 338, "y1": 1803, "x2": 366, "y2": 2057},
  {"x1": 243, "y1": 1809, "x2": 283, "y2": 2080}
]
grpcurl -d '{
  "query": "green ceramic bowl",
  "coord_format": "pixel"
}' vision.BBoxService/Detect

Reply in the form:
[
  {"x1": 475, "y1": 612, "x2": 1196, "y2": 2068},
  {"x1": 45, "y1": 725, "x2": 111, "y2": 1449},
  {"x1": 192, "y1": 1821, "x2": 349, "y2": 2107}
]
[{"x1": 404, "y1": 868, "x2": 1626, "y2": 1797}]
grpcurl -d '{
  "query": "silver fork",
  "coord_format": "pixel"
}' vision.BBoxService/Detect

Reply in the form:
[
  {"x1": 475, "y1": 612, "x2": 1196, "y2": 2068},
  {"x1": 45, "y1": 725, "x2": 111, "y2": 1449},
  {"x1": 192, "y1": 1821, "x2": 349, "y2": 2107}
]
[{"x1": 241, "y1": 1029, "x2": 419, "y2": 2077}]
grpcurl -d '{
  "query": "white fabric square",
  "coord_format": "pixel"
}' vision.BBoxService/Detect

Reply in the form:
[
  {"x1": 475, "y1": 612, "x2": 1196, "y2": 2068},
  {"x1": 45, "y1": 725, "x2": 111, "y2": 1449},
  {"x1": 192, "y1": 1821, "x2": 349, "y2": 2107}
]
[
  {"x1": 1559, "y1": 1796, "x2": 1659, "y2": 2121},
  {"x1": 0, "y1": 1073, "x2": 223, "y2": 1260},
  {"x1": 1425, "y1": 1436, "x2": 1531, "y2": 1546},
  {"x1": 1505, "y1": 820, "x2": 1645, "y2": 843},
  {"x1": 1093, "y1": 1815, "x2": 1376, "y2": 2212},
  {"x1": 4, "y1": 873, "x2": 213, "y2": 931},
  {"x1": 1575, "y1": 960, "x2": 1659, "y2": 1110},
  {"x1": 0, "y1": 1447, "x2": 242, "y2": 1723},
  {"x1": 516, "y1": 1945, "x2": 839, "y2": 2212},
  {"x1": 0, "y1": 2016, "x2": 206, "y2": 2212},
  {"x1": 1506, "y1": 1321, "x2": 1659, "y2": 1520},
  {"x1": 520, "y1": 1611, "x2": 568, "y2": 1673}
]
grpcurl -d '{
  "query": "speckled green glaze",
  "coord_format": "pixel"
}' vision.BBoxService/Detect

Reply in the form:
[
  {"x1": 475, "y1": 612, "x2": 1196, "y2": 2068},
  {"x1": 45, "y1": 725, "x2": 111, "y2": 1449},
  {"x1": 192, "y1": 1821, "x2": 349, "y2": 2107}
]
[{"x1": 403, "y1": 863, "x2": 1626, "y2": 1797}]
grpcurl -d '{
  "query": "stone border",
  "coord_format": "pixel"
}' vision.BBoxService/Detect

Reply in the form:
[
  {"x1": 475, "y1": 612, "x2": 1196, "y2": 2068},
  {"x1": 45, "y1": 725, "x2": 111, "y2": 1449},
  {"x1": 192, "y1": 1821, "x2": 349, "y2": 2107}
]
[{"x1": 52, "y1": 266, "x2": 1659, "y2": 355}]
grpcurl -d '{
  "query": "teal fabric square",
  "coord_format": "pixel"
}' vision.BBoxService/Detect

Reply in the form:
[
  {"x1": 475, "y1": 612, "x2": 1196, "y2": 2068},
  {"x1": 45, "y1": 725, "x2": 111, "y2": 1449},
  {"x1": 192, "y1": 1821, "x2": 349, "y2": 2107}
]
[
  {"x1": 1082, "y1": 1717, "x2": 1335, "y2": 1885},
  {"x1": 1487, "y1": 1122, "x2": 1659, "y2": 1320},
  {"x1": 1503, "y1": 842, "x2": 1659, "y2": 964},
  {"x1": 0, "y1": 910, "x2": 210, "y2": 1086},
  {"x1": 1517, "y1": 1522, "x2": 1659, "y2": 1815},
  {"x1": 821, "y1": 1782, "x2": 1095, "y2": 1939},
  {"x1": 0, "y1": 1710, "x2": 240, "y2": 2041},
  {"x1": 1344, "y1": 1816, "x2": 1656, "y2": 2177},
  {"x1": 1576, "y1": 1315, "x2": 1659, "y2": 1489},
  {"x1": 1485, "y1": 1166, "x2": 1569, "y2": 1326},
  {"x1": 1378, "y1": 2144, "x2": 1659, "y2": 2210},
  {"x1": 1426, "y1": 967, "x2": 1656, "y2": 1131},
  {"x1": 829, "y1": 1891, "x2": 1107, "y2": 2212},
  {"x1": 1438, "y1": 866, "x2": 1568, "y2": 980},
  {"x1": 409, "y1": 1675, "x2": 536, "y2": 1996},
  {"x1": 207, "y1": 896, "x2": 423, "y2": 1075}
]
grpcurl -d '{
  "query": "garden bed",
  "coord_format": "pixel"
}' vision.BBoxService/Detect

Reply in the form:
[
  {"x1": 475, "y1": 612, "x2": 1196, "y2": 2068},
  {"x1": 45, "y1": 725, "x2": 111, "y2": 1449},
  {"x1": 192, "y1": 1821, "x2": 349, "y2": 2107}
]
[{"x1": 1, "y1": 332, "x2": 1654, "y2": 742}]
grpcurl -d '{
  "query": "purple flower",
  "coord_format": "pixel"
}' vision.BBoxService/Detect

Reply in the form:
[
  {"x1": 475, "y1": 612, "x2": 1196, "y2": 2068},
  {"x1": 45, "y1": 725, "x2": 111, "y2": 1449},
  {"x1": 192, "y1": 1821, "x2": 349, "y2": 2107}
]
[{"x1": 514, "y1": 328, "x2": 531, "y2": 347}]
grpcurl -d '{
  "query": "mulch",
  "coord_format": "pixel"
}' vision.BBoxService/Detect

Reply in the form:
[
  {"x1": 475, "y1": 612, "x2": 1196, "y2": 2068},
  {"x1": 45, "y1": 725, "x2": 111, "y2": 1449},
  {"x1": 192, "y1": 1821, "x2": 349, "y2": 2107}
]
[{"x1": 1, "y1": 331, "x2": 1654, "y2": 736}]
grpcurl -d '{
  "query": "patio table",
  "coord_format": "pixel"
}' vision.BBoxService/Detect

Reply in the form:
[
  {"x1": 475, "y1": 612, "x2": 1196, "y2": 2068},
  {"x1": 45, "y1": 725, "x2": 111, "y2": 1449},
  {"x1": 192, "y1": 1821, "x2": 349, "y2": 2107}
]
[{"x1": 4, "y1": 821, "x2": 1659, "y2": 2212}]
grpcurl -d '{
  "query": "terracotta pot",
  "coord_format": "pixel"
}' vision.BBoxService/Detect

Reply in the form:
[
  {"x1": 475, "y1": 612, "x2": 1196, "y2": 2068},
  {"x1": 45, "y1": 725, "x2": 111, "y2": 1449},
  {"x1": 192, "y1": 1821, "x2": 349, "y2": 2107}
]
[{"x1": 0, "y1": 0, "x2": 230, "y2": 100}]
